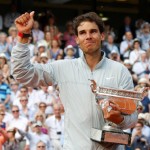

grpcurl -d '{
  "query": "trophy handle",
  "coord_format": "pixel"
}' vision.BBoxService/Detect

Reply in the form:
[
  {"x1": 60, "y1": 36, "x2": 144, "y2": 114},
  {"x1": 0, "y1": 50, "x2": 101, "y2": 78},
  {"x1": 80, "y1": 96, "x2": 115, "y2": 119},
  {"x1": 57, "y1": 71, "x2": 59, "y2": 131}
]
[{"x1": 90, "y1": 79, "x2": 97, "y2": 93}]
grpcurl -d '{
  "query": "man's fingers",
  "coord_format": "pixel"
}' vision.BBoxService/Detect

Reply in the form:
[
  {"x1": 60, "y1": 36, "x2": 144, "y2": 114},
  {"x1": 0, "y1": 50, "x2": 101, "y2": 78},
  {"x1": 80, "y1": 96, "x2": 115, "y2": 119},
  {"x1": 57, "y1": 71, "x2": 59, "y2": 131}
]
[
  {"x1": 15, "y1": 12, "x2": 30, "y2": 25},
  {"x1": 109, "y1": 102, "x2": 120, "y2": 111},
  {"x1": 30, "y1": 11, "x2": 35, "y2": 19}
]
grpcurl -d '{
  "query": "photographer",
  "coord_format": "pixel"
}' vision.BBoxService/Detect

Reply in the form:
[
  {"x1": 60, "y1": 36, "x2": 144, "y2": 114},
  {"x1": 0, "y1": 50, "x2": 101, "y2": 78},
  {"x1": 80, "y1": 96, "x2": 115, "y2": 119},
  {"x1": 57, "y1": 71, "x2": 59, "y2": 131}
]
[{"x1": 131, "y1": 121, "x2": 149, "y2": 150}]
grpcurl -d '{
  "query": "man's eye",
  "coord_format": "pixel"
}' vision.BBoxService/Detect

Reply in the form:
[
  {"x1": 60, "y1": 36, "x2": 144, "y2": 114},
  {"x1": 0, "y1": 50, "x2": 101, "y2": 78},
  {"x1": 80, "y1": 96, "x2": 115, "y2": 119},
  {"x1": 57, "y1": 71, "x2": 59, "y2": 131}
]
[
  {"x1": 91, "y1": 30, "x2": 97, "y2": 33},
  {"x1": 79, "y1": 31, "x2": 85, "y2": 35}
]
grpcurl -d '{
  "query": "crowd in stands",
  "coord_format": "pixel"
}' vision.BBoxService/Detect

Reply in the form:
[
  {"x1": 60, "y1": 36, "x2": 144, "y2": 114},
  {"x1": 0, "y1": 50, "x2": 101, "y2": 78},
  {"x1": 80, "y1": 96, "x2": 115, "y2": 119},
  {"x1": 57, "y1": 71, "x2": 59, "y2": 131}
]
[{"x1": 0, "y1": 8, "x2": 150, "y2": 150}]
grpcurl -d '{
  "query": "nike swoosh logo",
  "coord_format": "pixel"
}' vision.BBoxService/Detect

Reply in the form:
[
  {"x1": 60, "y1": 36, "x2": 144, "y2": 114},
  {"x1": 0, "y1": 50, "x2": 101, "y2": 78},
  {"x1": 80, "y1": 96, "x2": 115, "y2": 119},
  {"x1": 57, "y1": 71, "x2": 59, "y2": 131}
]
[{"x1": 105, "y1": 77, "x2": 115, "y2": 80}]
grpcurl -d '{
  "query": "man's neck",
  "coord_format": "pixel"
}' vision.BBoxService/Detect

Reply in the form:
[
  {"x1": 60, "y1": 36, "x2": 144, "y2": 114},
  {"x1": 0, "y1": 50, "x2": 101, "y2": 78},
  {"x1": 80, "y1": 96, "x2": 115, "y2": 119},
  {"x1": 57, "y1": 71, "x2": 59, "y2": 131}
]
[
  {"x1": 14, "y1": 117, "x2": 19, "y2": 120},
  {"x1": 84, "y1": 51, "x2": 102, "y2": 71},
  {"x1": 9, "y1": 137, "x2": 15, "y2": 142},
  {"x1": 55, "y1": 116, "x2": 61, "y2": 121},
  {"x1": 36, "y1": 132, "x2": 41, "y2": 135},
  {"x1": 22, "y1": 106, "x2": 27, "y2": 110},
  {"x1": 13, "y1": 89, "x2": 18, "y2": 93}
]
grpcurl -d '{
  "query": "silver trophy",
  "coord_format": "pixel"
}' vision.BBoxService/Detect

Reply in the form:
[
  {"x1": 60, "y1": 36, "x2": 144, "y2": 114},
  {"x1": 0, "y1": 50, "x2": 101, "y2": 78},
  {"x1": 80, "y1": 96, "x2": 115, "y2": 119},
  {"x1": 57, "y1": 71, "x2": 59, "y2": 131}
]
[{"x1": 90, "y1": 80, "x2": 145, "y2": 145}]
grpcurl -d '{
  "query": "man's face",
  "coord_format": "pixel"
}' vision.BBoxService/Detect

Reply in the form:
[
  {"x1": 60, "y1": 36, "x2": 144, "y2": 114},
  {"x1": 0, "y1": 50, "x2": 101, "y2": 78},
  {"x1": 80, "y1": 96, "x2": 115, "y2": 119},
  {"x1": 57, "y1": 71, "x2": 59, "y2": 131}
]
[
  {"x1": 75, "y1": 21, "x2": 104, "y2": 55},
  {"x1": 33, "y1": 21, "x2": 39, "y2": 29},
  {"x1": 125, "y1": 32, "x2": 133, "y2": 41},
  {"x1": 11, "y1": 83, "x2": 19, "y2": 91},
  {"x1": 12, "y1": 107, "x2": 20, "y2": 118},
  {"x1": 20, "y1": 88, "x2": 28, "y2": 96},
  {"x1": 34, "y1": 126, "x2": 41, "y2": 133},
  {"x1": 20, "y1": 98, "x2": 28, "y2": 107},
  {"x1": 54, "y1": 107, "x2": 61, "y2": 118},
  {"x1": 37, "y1": 142, "x2": 46, "y2": 150}
]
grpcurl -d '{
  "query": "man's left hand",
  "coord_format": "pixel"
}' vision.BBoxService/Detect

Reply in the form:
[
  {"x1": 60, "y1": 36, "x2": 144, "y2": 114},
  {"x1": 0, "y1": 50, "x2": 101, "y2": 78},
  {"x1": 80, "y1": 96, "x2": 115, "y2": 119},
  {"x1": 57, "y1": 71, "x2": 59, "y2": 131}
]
[{"x1": 102, "y1": 100, "x2": 124, "y2": 124}]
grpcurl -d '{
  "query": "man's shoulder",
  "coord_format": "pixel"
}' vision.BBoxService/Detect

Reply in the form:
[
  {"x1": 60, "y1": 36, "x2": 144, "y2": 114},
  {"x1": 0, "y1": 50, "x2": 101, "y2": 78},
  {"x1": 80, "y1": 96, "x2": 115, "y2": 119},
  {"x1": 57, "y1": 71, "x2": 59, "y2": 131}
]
[
  {"x1": 51, "y1": 58, "x2": 79, "y2": 67},
  {"x1": 105, "y1": 58, "x2": 124, "y2": 69},
  {"x1": 120, "y1": 40, "x2": 127, "y2": 45},
  {"x1": 45, "y1": 115, "x2": 55, "y2": 122},
  {"x1": 0, "y1": 82, "x2": 9, "y2": 87}
]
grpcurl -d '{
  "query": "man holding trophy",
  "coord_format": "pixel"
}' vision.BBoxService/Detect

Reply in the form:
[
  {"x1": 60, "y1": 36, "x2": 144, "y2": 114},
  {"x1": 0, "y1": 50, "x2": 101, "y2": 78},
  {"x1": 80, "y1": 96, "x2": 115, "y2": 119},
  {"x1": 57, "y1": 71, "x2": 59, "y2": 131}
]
[{"x1": 12, "y1": 11, "x2": 139, "y2": 150}]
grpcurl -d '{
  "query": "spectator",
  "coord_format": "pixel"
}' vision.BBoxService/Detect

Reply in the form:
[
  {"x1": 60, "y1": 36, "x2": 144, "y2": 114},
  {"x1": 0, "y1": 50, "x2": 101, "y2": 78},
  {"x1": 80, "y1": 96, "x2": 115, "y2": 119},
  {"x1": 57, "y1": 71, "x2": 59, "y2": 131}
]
[
  {"x1": 0, "y1": 70, "x2": 11, "y2": 109},
  {"x1": 49, "y1": 39, "x2": 63, "y2": 60},
  {"x1": 36, "y1": 140, "x2": 46, "y2": 150},
  {"x1": 102, "y1": 33, "x2": 119, "y2": 58},
  {"x1": 19, "y1": 96, "x2": 35, "y2": 121},
  {"x1": 10, "y1": 81, "x2": 20, "y2": 105},
  {"x1": 131, "y1": 121, "x2": 149, "y2": 150},
  {"x1": 38, "y1": 102, "x2": 47, "y2": 114},
  {"x1": 120, "y1": 31, "x2": 133, "y2": 60},
  {"x1": 103, "y1": 21, "x2": 116, "y2": 43},
  {"x1": 137, "y1": 78, "x2": 150, "y2": 113},
  {"x1": 7, "y1": 26, "x2": 18, "y2": 47},
  {"x1": 136, "y1": 101, "x2": 144, "y2": 114},
  {"x1": 135, "y1": 19, "x2": 145, "y2": 38},
  {"x1": 0, "y1": 102, "x2": 13, "y2": 124},
  {"x1": 123, "y1": 59, "x2": 138, "y2": 86},
  {"x1": 118, "y1": 16, "x2": 135, "y2": 42},
  {"x1": 63, "y1": 21, "x2": 77, "y2": 47},
  {"x1": 64, "y1": 45, "x2": 76, "y2": 59},
  {"x1": 44, "y1": 13, "x2": 58, "y2": 33},
  {"x1": 7, "y1": 105, "x2": 28, "y2": 139},
  {"x1": 27, "y1": 87, "x2": 39, "y2": 109},
  {"x1": 37, "y1": 86, "x2": 56, "y2": 116},
  {"x1": 26, "y1": 121, "x2": 50, "y2": 150},
  {"x1": 129, "y1": 38, "x2": 144, "y2": 65},
  {"x1": 32, "y1": 20, "x2": 44, "y2": 44},
  {"x1": 4, "y1": 4, "x2": 20, "y2": 28},
  {"x1": 13, "y1": 86, "x2": 29, "y2": 108},
  {"x1": 0, "y1": 110, "x2": 6, "y2": 130},
  {"x1": 55, "y1": 53, "x2": 64, "y2": 60},
  {"x1": 28, "y1": 35, "x2": 36, "y2": 59},
  {"x1": 45, "y1": 104, "x2": 64, "y2": 150},
  {"x1": 0, "y1": 127, "x2": 8, "y2": 149},
  {"x1": 33, "y1": 41, "x2": 49, "y2": 63},
  {"x1": 44, "y1": 31, "x2": 52, "y2": 49},
  {"x1": 34, "y1": 111, "x2": 48, "y2": 134},
  {"x1": 138, "y1": 22, "x2": 150, "y2": 51},
  {"x1": 132, "y1": 52, "x2": 150, "y2": 79},
  {"x1": 109, "y1": 50, "x2": 121, "y2": 62},
  {"x1": 4, "y1": 127, "x2": 26, "y2": 150},
  {"x1": 0, "y1": 32, "x2": 12, "y2": 59},
  {"x1": 0, "y1": 53, "x2": 10, "y2": 83},
  {"x1": 39, "y1": 52, "x2": 50, "y2": 64}
]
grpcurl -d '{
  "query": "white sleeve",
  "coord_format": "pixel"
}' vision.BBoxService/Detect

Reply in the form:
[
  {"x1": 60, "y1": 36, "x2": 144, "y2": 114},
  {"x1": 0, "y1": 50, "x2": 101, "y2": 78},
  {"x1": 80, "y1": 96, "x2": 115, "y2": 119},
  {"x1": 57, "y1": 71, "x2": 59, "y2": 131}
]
[{"x1": 11, "y1": 42, "x2": 55, "y2": 87}]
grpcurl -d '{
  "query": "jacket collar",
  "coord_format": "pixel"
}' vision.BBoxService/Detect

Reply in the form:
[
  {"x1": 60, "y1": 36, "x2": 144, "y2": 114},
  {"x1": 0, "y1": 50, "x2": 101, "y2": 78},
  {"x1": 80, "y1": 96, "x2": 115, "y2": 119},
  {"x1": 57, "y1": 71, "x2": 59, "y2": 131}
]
[{"x1": 80, "y1": 50, "x2": 106, "y2": 70}]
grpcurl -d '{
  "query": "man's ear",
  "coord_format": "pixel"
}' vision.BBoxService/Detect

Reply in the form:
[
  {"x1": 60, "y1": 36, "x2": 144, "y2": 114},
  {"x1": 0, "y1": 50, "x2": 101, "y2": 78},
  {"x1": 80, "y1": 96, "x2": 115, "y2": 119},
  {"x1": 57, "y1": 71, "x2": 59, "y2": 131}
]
[
  {"x1": 75, "y1": 36, "x2": 79, "y2": 45},
  {"x1": 101, "y1": 33, "x2": 105, "y2": 41}
]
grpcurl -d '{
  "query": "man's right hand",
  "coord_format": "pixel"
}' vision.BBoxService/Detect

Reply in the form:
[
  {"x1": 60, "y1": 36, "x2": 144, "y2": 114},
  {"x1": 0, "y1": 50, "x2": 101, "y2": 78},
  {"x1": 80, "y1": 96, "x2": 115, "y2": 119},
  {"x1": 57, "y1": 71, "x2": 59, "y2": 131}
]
[{"x1": 15, "y1": 11, "x2": 34, "y2": 34}]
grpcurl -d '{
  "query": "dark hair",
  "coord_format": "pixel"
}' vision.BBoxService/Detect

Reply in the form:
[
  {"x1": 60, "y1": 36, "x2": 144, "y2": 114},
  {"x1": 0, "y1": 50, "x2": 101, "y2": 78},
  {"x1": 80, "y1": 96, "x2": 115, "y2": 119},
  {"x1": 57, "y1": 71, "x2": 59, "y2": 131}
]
[
  {"x1": 20, "y1": 86, "x2": 28, "y2": 91},
  {"x1": 73, "y1": 12, "x2": 105, "y2": 35},
  {"x1": 137, "y1": 120, "x2": 144, "y2": 127}
]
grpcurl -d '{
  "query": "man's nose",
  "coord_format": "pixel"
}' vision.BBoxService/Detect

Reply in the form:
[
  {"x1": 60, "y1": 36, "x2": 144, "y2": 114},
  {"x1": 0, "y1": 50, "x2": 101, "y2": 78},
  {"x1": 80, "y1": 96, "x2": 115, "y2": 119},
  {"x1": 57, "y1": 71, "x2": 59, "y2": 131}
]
[{"x1": 86, "y1": 32, "x2": 92, "y2": 39}]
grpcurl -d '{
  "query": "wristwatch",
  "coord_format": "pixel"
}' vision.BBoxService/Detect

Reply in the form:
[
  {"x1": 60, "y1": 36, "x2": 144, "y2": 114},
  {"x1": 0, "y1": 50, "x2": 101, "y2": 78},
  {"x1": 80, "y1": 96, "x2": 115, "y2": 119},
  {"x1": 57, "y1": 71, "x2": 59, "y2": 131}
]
[{"x1": 18, "y1": 32, "x2": 31, "y2": 38}]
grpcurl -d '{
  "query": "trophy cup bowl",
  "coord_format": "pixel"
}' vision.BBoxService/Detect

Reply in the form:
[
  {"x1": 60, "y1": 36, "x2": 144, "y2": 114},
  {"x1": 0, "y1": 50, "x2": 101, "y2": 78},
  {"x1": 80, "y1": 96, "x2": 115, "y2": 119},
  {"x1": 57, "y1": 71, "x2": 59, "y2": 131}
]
[{"x1": 90, "y1": 80, "x2": 144, "y2": 145}]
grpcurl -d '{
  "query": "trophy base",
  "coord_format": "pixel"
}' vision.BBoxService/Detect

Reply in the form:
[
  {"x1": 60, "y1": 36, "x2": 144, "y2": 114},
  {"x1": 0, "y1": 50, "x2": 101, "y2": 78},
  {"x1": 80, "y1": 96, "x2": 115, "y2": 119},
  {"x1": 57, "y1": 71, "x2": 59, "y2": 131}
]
[{"x1": 91, "y1": 128, "x2": 131, "y2": 145}]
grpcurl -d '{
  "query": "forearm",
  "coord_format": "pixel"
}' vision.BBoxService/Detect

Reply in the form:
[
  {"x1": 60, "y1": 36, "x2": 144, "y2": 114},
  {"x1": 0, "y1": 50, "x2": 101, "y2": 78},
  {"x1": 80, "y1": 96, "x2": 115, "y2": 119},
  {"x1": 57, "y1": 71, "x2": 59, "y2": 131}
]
[
  {"x1": 11, "y1": 42, "x2": 54, "y2": 87},
  {"x1": 118, "y1": 111, "x2": 138, "y2": 130},
  {"x1": 17, "y1": 36, "x2": 29, "y2": 44},
  {"x1": 0, "y1": 129, "x2": 8, "y2": 141},
  {"x1": 18, "y1": 129, "x2": 31, "y2": 140},
  {"x1": 4, "y1": 95, "x2": 10, "y2": 104}
]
